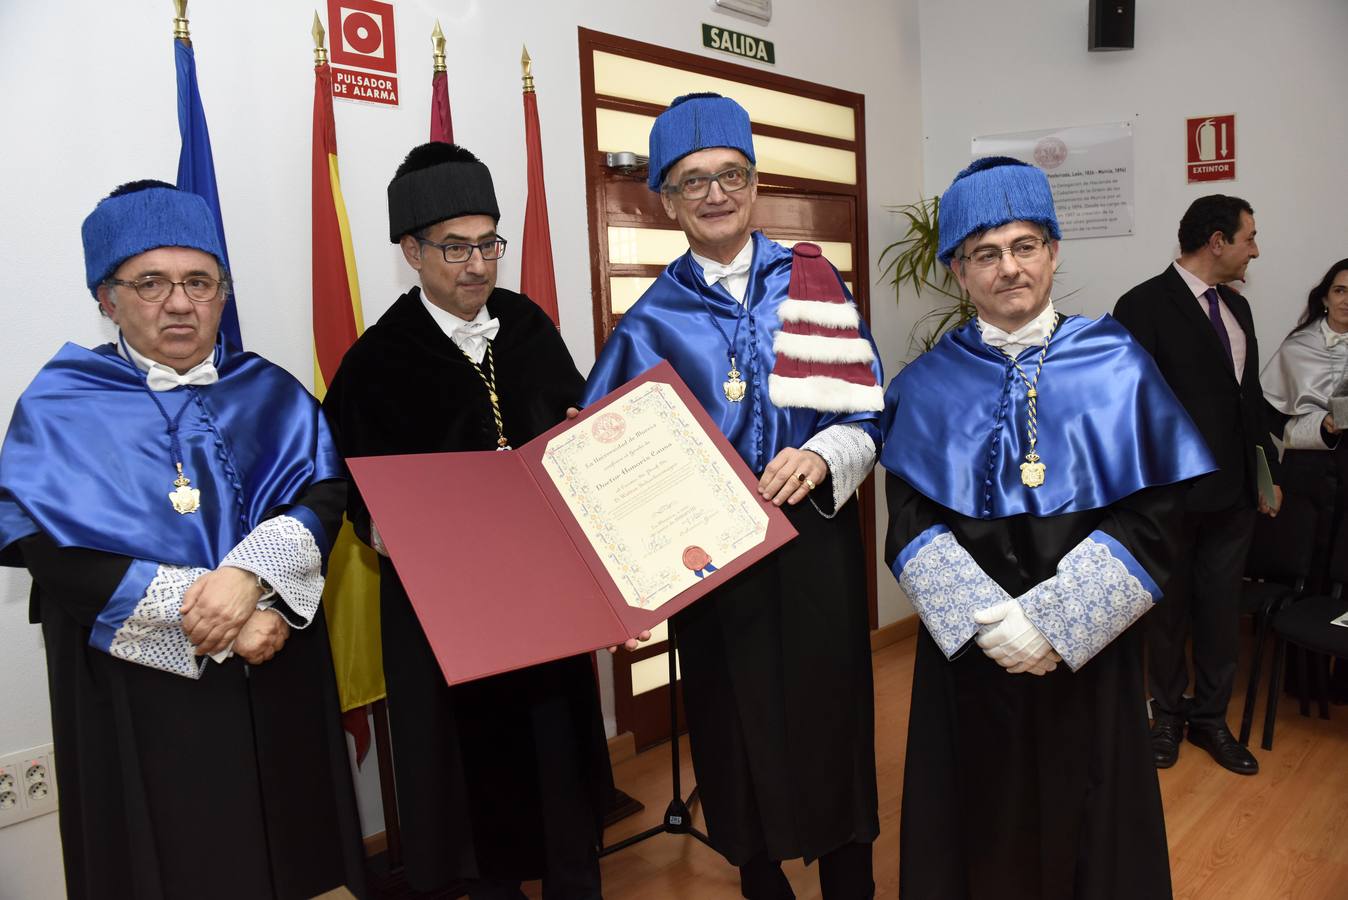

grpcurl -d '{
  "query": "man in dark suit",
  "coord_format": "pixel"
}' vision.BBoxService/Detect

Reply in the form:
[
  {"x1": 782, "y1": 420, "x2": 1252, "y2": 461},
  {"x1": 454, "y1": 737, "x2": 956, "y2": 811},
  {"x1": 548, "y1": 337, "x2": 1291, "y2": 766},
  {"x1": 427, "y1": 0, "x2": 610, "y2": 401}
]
[{"x1": 1114, "y1": 194, "x2": 1280, "y2": 776}]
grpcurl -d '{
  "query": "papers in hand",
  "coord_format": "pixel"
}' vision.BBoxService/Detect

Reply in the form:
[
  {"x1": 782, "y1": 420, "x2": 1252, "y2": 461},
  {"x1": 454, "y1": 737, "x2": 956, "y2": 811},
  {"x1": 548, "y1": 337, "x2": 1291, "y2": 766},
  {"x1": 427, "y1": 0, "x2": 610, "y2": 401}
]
[
  {"x1": 1330, "y1": 397, "x2": 1348, "y2": 428},
  {"x1": 344, "y1": 361, "x2": 797, "y2": 685},
  {"x1": 1255, "y1": 446, "x2": 1278, "y2": 512}
]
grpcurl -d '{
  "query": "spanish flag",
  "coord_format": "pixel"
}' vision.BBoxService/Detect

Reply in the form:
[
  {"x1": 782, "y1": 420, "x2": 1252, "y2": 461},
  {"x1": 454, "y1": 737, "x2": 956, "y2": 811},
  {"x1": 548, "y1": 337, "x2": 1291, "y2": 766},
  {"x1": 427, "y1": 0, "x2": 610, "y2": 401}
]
[{"x1": 312, "y1": 40, "x2": 384, "y2": 761}]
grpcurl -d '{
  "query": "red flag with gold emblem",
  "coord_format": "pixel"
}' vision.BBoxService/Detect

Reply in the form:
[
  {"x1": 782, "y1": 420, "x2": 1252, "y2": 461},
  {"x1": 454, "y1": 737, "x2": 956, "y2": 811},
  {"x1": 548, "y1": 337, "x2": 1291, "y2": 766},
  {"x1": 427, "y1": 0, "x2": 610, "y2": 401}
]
[{"x1": 520, "y1": 48, "x2": 560, "y2": 326}]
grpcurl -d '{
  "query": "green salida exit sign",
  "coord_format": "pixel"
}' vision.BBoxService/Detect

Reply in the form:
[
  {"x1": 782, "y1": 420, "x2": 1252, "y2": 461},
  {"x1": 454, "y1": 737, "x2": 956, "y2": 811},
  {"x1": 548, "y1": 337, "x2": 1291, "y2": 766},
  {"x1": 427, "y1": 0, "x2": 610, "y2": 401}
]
[{"x1": 702, "y1": 24, "x2": 775, "y2": 64}]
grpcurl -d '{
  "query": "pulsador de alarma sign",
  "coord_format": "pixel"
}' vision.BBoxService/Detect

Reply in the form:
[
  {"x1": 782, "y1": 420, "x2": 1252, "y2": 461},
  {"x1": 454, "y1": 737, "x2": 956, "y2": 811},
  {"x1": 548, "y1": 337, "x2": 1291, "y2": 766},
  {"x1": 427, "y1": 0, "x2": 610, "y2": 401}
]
[
  {"x1": 333, "y1": 69, "x2": 398, "y2": 105},
  {"x1": 328, "y1": 0, "x2": 400, "y2": 107}
]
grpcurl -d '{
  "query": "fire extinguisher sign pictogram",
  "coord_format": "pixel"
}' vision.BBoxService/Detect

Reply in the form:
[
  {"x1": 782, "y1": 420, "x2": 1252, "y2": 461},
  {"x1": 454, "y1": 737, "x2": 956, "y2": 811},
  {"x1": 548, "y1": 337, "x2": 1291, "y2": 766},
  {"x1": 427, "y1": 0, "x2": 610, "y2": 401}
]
[{"x1": 1186, "y1": 114, "x2": 1236, "y2": 183}]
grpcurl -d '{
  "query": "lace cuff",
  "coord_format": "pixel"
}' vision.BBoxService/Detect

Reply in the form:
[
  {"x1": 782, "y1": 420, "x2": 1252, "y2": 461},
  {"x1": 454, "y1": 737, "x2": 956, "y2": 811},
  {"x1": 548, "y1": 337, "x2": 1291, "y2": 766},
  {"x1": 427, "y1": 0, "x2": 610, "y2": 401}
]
[
  {"x1": 105, "y1": 563, "x2": 210, "y2": 680},
  {"x1": 1284, "y1": 410, "x2": 1332, "y2": 450},
  {"x1": 221, "y1": 515, "x2": 324, "y2": 628},
  {"x1": 895, "y1": 528, "x2": 1010, "y2": 658},
  {"x1": 1017, "y1": 532, "x2": 1158, "y2": 671},
  {"x1": 802, "y1": 423, "x2": 876, "y2": 517}
]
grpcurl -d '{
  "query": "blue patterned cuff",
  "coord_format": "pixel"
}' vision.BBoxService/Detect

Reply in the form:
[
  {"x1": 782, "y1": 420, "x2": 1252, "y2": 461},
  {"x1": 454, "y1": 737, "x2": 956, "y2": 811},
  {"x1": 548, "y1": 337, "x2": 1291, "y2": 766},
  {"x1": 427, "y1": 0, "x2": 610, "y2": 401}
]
[
  {"x1": 91, "y1": 559, "x2": 162, "y2": 652},
  {"x1": 1090, "y1": 531, "x2": 1161, "y2": 598},
  {"x1": 1017, "y1": 533, "x2": 1157, "y2": 671},
  {"x1": 93, "y1": 561, "x2": 209, "y2": 679},
  {"x1": 895, "y1": 524, "x2": 948, "y2": 573},
  {"x1": 221, "y1": 515, "x2": 324, "y2": 629},
  {"x1": 895, "y1": 529, "x2": 1010, "y2": 658}
]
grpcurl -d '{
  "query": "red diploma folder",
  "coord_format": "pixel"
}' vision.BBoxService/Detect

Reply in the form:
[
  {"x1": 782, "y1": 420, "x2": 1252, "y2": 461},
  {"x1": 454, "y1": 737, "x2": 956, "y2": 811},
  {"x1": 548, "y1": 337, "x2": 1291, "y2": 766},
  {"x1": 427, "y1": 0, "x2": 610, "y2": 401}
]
[{"x1": 345, "y1": 361, "x2": 797, "y2": 685}]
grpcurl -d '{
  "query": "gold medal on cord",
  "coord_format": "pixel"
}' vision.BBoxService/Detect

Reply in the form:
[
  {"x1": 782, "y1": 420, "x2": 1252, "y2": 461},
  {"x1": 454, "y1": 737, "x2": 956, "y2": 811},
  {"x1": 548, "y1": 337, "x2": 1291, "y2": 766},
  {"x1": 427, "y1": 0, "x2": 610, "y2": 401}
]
[
  {"x1": 1011, "y1": 320, "x2": 1056, "y2": 488},
  {"x1": 724, "y1": 356, "x2": 747, "y2": 402},
  {"x1": 169, "y1": 462, "x2": 201, "y2": 514}
]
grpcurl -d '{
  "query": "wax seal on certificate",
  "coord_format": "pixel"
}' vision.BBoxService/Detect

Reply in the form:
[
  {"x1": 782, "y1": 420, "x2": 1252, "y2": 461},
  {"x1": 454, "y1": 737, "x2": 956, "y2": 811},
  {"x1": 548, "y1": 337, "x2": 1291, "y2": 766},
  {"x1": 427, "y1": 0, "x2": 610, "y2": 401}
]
[
  {"x1": 682, "y1": 545, "x2": 719, "y2": 579},
  {"x1": 591, "y1": 412, "x2": 626, "y2": 443}
]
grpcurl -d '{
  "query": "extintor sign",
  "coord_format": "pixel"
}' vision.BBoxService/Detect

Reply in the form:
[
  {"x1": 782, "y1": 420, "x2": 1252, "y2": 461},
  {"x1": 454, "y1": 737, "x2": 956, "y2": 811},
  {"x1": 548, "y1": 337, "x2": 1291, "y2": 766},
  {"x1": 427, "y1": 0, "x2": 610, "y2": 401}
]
[{"x1": 1186, "y1": 114, "x2": 1235, "y2": 183}]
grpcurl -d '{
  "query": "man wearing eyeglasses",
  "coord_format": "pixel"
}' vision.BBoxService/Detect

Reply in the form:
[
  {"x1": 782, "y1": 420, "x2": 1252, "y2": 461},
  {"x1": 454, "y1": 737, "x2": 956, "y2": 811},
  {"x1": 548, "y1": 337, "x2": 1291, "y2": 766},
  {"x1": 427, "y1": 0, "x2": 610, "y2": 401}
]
[
  {"x1": 322, "y1": 142, "x2": 609, "y2": 899},
  {"x1": 880, "y1": 157, "x2": 1214, "y2": 898},
  {"x1": 0, "y1": 180, "x2": 365, "y2": 898},
  {"x1": 584, "y1": 93, "x2": 885, "y2": 899}
]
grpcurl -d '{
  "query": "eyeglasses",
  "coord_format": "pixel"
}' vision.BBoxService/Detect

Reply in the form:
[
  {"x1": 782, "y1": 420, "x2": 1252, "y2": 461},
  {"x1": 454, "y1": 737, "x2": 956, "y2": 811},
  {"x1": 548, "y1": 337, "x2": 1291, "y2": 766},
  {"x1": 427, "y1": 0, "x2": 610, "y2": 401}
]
[
  {"x1": 418, "y1": 237, "x2": 508, "y2": 264},
  {"x1": 958, "y1": 236, "x2": 1052, "y2": 269},
  {"x1": 105, "y1": 275, "x2": 228, "y2": 303},
  {"x1": 665, "y1": 165, "x2": 754, "y2": 200}
]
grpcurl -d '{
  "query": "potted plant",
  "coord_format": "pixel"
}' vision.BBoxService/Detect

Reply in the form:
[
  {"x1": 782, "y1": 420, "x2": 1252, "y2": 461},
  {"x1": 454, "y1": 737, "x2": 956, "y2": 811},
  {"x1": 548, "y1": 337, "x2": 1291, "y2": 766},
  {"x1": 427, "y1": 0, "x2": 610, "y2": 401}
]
[{"x1": 878, "y1": 195, "x2": 975, "y2": 354}]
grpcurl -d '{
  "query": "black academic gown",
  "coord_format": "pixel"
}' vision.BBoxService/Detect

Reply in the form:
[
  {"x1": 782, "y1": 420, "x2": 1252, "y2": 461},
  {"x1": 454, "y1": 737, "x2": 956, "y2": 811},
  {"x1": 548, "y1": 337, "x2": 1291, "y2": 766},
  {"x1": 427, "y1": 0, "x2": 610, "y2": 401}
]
[
  {"x1": 322, "y1": 287, "x2": 611, "y2": 891},
  {"x1": 887, "y1": 478, "x2": 1179, "y2": 899},
  {"x1": 19, "y1": 480, "x2": 366, "y2": 900}
]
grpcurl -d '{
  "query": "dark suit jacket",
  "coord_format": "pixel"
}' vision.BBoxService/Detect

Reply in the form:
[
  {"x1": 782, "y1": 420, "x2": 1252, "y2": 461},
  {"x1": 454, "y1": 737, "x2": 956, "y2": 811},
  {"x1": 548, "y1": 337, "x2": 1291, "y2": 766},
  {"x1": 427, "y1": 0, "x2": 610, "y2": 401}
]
[{"x1": 1114, "y1": 264, "x2": 1279, "y2": 513}]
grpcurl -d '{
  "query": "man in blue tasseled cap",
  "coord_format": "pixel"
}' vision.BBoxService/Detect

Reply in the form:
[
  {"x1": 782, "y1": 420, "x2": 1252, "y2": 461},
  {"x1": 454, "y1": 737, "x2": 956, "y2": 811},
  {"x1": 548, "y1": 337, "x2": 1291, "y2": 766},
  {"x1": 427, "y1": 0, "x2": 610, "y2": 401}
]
[
  {"x1": 880, "y1": 158, "x2": 1215, "y2": 898},
  {"x1": 0, "y1": 180, "x2": 364, "y2": 899},
  {"x1": 585, "y1": 93, "x2": 884, "y2": 898}
]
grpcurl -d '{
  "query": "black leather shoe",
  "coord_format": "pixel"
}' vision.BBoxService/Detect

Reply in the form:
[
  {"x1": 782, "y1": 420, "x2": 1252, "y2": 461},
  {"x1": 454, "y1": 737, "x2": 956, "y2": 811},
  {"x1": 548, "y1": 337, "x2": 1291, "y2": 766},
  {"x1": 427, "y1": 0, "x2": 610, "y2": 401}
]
[
  {"x1": 1150, "y1": 716, "x2": 1184, "y2": 768},
  {"x1": 1186, "y1": 723, "x2": 1259, "y2": 775}
]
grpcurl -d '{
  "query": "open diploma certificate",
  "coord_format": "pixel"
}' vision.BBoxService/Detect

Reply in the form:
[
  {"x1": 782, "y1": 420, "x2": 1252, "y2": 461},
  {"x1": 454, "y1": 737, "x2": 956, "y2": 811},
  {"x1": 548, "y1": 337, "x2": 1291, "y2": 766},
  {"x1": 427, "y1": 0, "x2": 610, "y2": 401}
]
[
  {"x1": 345, "y1": 361, "x2": 796, "y2": 685},
  {"x1": 542, "y1": 381, "x2": 769, "y2": 610}
]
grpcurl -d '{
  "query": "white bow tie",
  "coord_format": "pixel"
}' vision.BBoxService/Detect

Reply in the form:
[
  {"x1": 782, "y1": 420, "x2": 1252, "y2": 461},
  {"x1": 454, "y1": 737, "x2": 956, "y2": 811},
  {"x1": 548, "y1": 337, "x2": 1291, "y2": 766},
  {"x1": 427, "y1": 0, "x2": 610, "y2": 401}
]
[
  {"x1": 452, "y1": 317, "x2": 500, "y2": 343},
  {"x1": 451, "y1": 317, "x2": 501, "y2": 362},
  {"x1": 979, "y1": 321, "x2": 1047, "y2": 350},
  {"x1": 700, "y1": 257, "x2": 752, "y2": 286},
  {"x1": 1324, "y1": 323, "x2": 1348, "y2": 349},
  {"x1": 145, "y1": 360, "x2": 219, "y2": 392},
  {"x1": 979, "y1": 307, "x2": 1055, "y2": 354}
]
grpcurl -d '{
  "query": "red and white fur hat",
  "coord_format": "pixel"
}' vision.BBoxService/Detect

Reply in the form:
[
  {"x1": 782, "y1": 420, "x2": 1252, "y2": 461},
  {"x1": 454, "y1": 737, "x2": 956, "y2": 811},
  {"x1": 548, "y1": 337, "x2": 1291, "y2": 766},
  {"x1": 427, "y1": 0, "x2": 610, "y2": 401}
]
[{"x1": 768, "y1": 243, "x2": 884, "y2": 413}]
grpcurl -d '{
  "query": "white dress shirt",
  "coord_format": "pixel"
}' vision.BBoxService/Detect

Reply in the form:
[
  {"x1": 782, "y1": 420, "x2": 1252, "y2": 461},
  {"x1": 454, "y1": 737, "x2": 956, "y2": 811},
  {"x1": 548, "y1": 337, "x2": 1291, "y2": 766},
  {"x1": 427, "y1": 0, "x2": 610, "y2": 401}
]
[
  {"x1": 421, "y1": 294, "x2": 500, "y2": 364},
  {"x1": 692, "y1": 238, "x2": 755, "y2": 305},
  {"x1": 117, "y1": 336, "x2": 219, "y2": 392},
  {"x1": 976, "y1": 301, "x2": 1058, "y2": 358},
  {"x1": 1173, "y1": 261, "x2": 1246, "y2": 383}
]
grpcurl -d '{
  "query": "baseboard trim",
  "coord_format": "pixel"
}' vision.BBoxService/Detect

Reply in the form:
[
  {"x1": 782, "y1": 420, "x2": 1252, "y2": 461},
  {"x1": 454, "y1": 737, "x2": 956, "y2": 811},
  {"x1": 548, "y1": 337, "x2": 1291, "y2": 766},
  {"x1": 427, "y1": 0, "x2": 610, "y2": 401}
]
[
  {"x1": 362, "y1": 831, "x2": 386, "y2": 857},
  {"x1": 871, "y1": 614, "x2": 918, "y2": 651},
  {"x1": 607, "y1": 730, "x2": 636, "y2": 766}
]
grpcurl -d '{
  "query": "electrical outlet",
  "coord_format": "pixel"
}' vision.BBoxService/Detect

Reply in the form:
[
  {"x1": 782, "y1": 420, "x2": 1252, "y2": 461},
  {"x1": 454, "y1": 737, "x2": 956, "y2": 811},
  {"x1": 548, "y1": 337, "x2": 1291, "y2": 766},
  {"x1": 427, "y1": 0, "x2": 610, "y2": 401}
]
[{"x1": 0, "y1": 745, "x2": 57, "y2": 828}]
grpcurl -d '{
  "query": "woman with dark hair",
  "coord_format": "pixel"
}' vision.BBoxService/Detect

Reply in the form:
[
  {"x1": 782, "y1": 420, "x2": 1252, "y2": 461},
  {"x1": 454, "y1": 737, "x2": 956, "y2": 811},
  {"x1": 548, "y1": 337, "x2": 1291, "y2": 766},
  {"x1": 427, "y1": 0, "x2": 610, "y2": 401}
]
[{"x1": 1262, "y1": 258, "x2": 1348, "y2": 700}]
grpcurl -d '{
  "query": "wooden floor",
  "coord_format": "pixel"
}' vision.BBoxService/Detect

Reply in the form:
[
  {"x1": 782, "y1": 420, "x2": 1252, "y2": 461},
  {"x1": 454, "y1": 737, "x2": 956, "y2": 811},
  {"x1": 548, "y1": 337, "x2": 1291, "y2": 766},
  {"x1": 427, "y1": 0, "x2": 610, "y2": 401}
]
[{"x1": 523, "y1": 634, "x2": 1348, "y2": 899}]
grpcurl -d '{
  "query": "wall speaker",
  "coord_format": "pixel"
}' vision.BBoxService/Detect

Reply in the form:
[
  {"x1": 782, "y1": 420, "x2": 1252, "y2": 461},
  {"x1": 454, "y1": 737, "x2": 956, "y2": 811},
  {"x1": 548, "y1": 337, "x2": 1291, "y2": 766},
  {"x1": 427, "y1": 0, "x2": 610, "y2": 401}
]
[{"x1": 1089, "y1": 0, "x2": 1134, "y2": 51}]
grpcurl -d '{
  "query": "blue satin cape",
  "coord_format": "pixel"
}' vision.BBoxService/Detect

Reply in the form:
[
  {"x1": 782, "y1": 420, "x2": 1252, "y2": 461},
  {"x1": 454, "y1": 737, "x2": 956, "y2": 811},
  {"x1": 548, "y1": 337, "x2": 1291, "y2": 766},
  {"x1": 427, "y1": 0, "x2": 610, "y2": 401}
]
[
  {"x1": 880, "y1": 314, "x2": 1214, "y2": 519},
  {"x1": 0, "y1": 342, "x2": 341, "y2": 568},
  {"x1": 583, "y1": 232, "x2": 883, "y2": 472}
]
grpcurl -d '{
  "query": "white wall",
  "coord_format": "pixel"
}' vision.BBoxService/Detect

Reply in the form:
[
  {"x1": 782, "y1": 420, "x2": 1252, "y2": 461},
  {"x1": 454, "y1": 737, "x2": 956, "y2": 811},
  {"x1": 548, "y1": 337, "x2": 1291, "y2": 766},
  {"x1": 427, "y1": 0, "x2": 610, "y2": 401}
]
[
  {"x1": 917, "y1": 0, "x2": 1348, "y2": 352},
  {"x1": 0, "y1": 1, "x2": 924, "y2": 893}
]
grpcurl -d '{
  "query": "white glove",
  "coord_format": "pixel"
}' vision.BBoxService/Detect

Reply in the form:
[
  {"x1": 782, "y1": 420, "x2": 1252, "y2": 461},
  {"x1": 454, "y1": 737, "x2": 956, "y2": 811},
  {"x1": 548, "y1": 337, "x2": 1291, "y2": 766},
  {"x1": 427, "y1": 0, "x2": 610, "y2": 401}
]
[{"x1": 973, "y1": 599, "x2": 1062, "y2": 676}]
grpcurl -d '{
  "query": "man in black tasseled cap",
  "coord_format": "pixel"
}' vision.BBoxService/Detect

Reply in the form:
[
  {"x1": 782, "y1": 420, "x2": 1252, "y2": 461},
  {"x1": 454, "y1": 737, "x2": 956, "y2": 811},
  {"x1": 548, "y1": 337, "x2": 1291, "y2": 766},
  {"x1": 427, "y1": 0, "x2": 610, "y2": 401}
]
[{"x1": 322, "y1": 142, "x2": 611, "y2": 899}]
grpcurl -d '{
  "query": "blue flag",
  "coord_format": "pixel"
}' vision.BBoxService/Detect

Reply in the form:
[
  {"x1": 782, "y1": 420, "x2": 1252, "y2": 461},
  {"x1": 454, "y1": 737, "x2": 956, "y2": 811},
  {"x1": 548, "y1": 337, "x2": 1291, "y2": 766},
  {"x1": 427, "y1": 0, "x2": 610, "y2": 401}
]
[{"x1": 175, "y1": 39, "x2": 243, "y2": 350}]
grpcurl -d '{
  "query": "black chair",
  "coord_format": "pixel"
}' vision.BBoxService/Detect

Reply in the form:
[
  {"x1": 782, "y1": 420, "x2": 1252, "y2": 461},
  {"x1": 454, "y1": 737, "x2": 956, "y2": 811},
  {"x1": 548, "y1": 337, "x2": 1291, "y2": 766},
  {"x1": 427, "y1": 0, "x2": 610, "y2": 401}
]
[
  {"x1": 1260, "y1": 507, "x2": 1348, "y2": 750},
  {"x1": 1236, "y1": 493, "x2": 1317, "y2": 745}
]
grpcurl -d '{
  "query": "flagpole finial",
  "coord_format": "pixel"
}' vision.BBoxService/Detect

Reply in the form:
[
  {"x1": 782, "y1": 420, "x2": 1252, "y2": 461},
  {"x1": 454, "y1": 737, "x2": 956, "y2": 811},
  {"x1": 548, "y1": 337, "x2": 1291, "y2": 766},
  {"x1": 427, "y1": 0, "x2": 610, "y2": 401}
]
[
  {"x1": 521, "y1": 45, "x2": 535, "y2": 94},
  {"x1": 172, "y1": 0, "x2": 191, "y2": 42},
  {"x1": 312, "y1": 12, "x2": 328, "y2": 66},
  {"x1": 432, "y1": 21, "x2": 447, "y2": 74}
]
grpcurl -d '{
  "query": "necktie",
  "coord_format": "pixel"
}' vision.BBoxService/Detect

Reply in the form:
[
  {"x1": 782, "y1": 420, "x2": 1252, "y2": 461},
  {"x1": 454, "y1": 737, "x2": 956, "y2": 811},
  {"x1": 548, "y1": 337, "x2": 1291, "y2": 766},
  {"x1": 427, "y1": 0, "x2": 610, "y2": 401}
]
[{"x1": 1203, "y1": 287, "x2": 1235, "y2": 373}]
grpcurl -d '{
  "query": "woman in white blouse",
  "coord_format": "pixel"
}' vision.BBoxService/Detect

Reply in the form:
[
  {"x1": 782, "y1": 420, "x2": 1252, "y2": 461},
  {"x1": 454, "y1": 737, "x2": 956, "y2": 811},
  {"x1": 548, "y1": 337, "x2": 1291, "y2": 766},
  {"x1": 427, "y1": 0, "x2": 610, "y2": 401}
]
[{"x1": 1262, "y1": 258, "x2": 1348, "y2": 700}]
